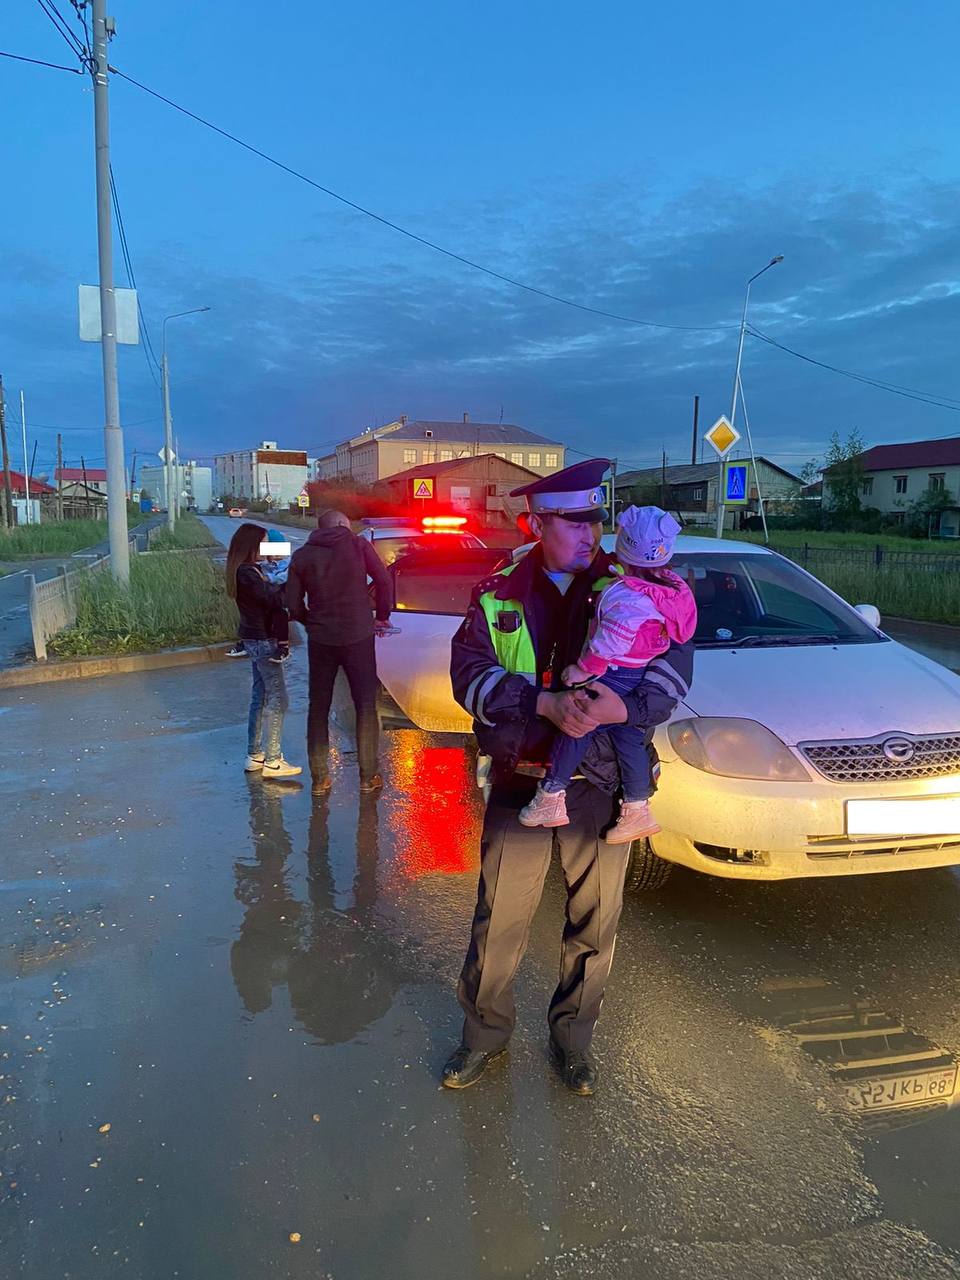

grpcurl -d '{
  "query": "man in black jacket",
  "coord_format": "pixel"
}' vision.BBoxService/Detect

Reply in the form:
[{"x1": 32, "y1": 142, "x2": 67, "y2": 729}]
[
  {"x1": 443, "y1": 460, "x2": 694, "y2": 1095},
  {"x1": 286, "y1": 511, "x2": 393, "y2": 795}
]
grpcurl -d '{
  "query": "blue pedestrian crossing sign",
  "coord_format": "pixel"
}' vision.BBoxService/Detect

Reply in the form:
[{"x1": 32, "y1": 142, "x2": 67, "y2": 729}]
[{"x1": 724, "y1": 462, "x2": 749, "y2": 506}]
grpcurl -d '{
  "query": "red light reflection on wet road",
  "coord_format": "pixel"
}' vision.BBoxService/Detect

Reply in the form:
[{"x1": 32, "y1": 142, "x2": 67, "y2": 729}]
[{"x1": 386, "y1": 736, "x2": 481, "y2": 880}]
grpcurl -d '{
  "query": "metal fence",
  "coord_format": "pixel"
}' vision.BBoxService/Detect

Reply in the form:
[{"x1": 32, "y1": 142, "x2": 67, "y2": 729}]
[
  {"x1": 776, "y1": 544, "x2": 960, "y2": 575},
  {"x1": 27, "y1": 529, "x2": 147, "y2": 661}
]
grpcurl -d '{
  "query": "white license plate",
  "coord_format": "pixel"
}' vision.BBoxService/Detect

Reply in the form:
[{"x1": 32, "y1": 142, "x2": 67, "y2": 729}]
[
  {"x1": 844, "y1": 1066, "x2": 958, "y2": 1112},
  {"x1": 846, "y1": 795, "x2": 960, "y2": 837}
]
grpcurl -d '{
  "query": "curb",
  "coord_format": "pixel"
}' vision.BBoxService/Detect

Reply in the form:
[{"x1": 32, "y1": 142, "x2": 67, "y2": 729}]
[{"x1": 0, "y1": 642, "x2": 235, "y2": 690}]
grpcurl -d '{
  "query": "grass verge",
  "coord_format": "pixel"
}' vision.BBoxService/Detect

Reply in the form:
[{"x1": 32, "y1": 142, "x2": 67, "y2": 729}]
[
  {"x1": 0, "y1": 511, "x2": 144, "y2": 559},
  {"x1": 811, "y1": 564, "x2": 960, "y2": 626},
  {"x1": 148, "y1": 513, "x2": 219, "y2": 550},
  {"x1": 706, "y1": 528, "x2": 960, "y2": 555},
  {"x1": 49, "y1": 551, "x2": 237, "y2": 657}
]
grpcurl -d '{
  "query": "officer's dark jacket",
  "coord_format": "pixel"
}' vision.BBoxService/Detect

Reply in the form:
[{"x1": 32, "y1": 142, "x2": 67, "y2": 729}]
[{"x1": 450, "y1": 544, "x2": 694, "y2": 792}]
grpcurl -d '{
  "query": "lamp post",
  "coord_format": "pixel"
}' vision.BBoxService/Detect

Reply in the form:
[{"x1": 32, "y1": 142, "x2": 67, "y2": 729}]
[
  {"x1": 161, "y1": 307, "x2": 210, "y2": 529},
  {"x1": 717, "y1": 256, "x2": 783, "y2": 537}
]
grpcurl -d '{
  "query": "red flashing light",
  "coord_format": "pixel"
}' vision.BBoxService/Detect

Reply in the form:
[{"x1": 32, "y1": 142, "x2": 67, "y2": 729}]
[{"x1": 422, "y1": 515, "x2": 467, "y2": 530}]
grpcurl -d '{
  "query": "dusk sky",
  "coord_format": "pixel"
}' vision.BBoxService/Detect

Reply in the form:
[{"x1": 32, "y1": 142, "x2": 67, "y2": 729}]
[{"x1": 4, "y1": 1, "x2": 960, "y2": 481}]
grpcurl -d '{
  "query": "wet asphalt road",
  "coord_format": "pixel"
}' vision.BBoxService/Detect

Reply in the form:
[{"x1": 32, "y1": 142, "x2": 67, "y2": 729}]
[{"x1": 3, "y1": 653, "x2": 960, "y2": 1279}]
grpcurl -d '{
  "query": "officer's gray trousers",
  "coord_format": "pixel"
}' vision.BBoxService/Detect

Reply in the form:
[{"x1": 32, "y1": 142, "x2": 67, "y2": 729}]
[{"x1": 457, "y1": 777, "x2": 630, "y2": 1054}]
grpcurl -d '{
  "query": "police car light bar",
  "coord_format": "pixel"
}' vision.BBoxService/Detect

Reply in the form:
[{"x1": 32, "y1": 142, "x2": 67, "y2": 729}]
[{"x1": 422, "y1": 516, "x2": 467, "y2": 529}]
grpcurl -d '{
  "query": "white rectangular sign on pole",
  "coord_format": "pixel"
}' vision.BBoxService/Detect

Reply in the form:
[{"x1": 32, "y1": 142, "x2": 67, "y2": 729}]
[{"x1": 79, "y1": 285, "x2": 140, "y2": 344}]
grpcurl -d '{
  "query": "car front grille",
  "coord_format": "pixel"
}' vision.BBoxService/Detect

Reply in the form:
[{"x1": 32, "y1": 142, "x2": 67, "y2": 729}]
[{"x1": 800, "y1": 733, "x2": 960, "y2": 784}]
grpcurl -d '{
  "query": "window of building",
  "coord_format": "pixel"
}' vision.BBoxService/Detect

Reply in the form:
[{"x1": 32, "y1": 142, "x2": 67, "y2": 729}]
[
  {"x1": 929, "y1": 472, "x2": 946, "y2": 492},
  {"x1": 892, "y1": 511, "x2": 906, "y2": 525},
  {"x1": 440, "y1": 449, "x2": 454, "y2": 462},
  {"x1": 545, "y1": 452, "x2": 559, "y2": 468},
  {"x1": 422, "y1": 449, "x2": 435, "y2": 463},
  {"x1": 487, "y1": 484, "x2": 498, "y2": 497},
  {"x1": 528, "y1": 452, "x2": 541, "y2": 467},
  {"x1": 511, "y1": 451, "x2": 524, "y2": 465},
  {"x1": 895, "y1": 475, "x2": 908, "y2": 494},
  {"x1": 861, "y1": 477, "x2": 874, "y2": 497},
  {"x1": 494, "y1": 451, "x2": 506, "y2": 459},
  {"x1": 403, "y1": 448, "x2": 417, "y2": 466},
  {"x1": 692, "y1": 487, "x2": 705, "y2": 501}
]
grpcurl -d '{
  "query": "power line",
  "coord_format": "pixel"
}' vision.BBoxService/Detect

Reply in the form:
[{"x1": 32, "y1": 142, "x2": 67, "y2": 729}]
[
  {"x1": 111, "y1": 67, "x2": 733, "y2": 336},
  {"x1": 748, "y1": 325, "x2": 960, "y2": 412},
  {"x1": 0, "y1": 48, "x2": 82, "y2": 73},
  {"x1": 108, "y1": 163, "x2": 162, "y2": 389},
  {"x1": 34, "y1": 0, "x2": 87, "y2": 63}
]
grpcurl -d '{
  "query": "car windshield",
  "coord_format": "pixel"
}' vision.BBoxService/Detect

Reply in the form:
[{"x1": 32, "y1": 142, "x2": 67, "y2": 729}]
[
  {"x1": 669, "y1": 552, "x2": 887, "y2": 648},
  {"x1": 373, "y1": 533, "x2": 482, "y2": 565},
  {"x1": 391, "y1": 548, "x2": 509, "y2": 614}
]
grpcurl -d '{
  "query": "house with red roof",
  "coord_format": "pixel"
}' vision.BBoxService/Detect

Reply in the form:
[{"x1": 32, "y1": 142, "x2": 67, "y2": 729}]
[{"x1": 823, "y1": 436, "x2": 960, "y2": 536}]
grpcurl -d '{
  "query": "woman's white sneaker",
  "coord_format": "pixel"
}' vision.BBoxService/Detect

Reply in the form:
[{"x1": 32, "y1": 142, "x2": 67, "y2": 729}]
[
  {"x1": 262, "y1": 757, "x2": 302, "y2": 781},
  {"x1": 244, "y1": 753, "x2": 265, "y2": 771}
]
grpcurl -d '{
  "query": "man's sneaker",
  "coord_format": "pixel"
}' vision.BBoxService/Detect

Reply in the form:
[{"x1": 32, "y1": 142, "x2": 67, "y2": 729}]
[
  {"x1": 359, "y1": 773, "x2": 383, "y2": 793},
  {"x1": 269, "y1": 644, "x2": 291, "y2": 665},
  {"x1": 244, "y1": 752, "x2": 265, "y2": 771},
  {"x1": 226, "y1": 643, "x2": 247, "y2": 659},
  {"x1": 519, "y1": 785, "x2": 569, "y2": 828},
  {"x1": 262, "y1": 757, "x2": 302, "y2": 781},
  {"x1": 605, "y1": 799, "x2": 660, "y2": 845}
]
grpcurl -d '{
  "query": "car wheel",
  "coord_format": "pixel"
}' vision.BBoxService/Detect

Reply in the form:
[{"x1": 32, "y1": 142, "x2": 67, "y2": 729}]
[{"x1": 623, "y1": 838, "x2": 673, "y2": 892}]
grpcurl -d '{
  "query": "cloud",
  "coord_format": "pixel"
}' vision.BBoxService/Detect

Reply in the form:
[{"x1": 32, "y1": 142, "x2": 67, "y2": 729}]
[{"x1": 3, "y1": 173, "x2": 959, "y2": 474}]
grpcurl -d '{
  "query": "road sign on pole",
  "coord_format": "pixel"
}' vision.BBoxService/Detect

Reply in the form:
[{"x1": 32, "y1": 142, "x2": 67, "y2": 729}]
[
  {"x1": 413, "y1": 478, "x2": 434, "y2": 499},
  {"x1": 704, "y1": 416, "x2": 740, "y2": 458},
  {"x1": 724, "y1": 461, "x2": 749, "y2": 505},
  {"x1": 297, "y1": 488, "x2": 310, "y2": 508}
]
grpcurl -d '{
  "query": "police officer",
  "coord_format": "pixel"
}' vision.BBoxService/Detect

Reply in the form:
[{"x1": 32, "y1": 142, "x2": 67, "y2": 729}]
[{"x1": 443, "y1": 459, "x2": 694, "y2": 1095}]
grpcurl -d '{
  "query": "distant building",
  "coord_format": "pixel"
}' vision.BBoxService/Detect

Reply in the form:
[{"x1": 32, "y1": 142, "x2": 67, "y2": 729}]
[
  {"x1": 1, "y1": 470, "x2": 55, "y2": 526},
  {"x1": 56, "y1": 466, "x2": 107, "y2": 497},
  {"x1": 377, "y1": 453, "x2": 541, "y2": 532},
  {"x1": 316, "y1": 416, "x2": 565, "y2": 486},
  {"x1": 139, "y1": 463, "x2": 213, "y2": 512},
  {"x1": 213, "y1": 441, "x2": 309, "y2": 507},
  {"x1": 617, "y1": 457, "x2": 802, "y2": 529},
  {"x1": 823, "y1": 436, "x2": 960, "y2": 535}
]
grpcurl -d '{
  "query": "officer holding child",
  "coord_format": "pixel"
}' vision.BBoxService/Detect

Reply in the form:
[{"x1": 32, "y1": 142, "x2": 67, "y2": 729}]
[{"x1": 444, "y1": 458, "x2": 695, "y2": 1096}]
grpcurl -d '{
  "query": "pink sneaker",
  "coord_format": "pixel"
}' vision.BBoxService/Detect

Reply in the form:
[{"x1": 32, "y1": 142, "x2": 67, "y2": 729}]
[
  {"x1": 605, "y1": 799, "x2": 660, "y2": 845},
  {"x1": 519, "y1": 786, "x2": 570, "y2": 828}
]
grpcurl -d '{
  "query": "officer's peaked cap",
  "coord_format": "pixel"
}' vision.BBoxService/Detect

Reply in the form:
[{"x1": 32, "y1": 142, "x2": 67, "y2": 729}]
[{"x1": 509, "y1": 457, "x2": 610, "y2": 522}]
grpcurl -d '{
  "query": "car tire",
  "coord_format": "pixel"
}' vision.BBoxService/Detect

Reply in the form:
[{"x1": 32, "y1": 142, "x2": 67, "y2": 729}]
[{"x1": 623, "y1": 838, "x2": 673, "y2": 892}]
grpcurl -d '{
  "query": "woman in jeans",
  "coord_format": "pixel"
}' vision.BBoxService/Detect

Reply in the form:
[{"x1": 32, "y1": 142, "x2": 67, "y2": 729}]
[{"x1": 225, "y1": 523, "x2": 301, "y2": 781}]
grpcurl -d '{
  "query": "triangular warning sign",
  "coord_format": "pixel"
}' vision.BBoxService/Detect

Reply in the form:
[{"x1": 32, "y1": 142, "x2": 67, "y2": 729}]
[{"x1": 413, "y1": 479, "x2": 433, "y2": 498}]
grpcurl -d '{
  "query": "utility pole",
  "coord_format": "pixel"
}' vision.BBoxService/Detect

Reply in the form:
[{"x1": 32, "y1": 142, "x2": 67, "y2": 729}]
[
  {"x1": 161, "y1": 351, "x2": 175, "y2": 528},
  {"x1": 690, "y1": 395, "x2": 699, "y2": 465},
  {"x1": 56, "y1": 433, "x2": 64, "y2": 521},
  {"x1": 91, "y1": 0, "x2": 130, "y2": 580},
  {"x1": 661, "y1": 450, "x2": 668, "y2": 510},
  {"x1": 0, "y1": 378, "x2": 13, "y2": 529},
  {"x1": 19, "y1": 391, "x2": 30, "y2": 524},
  {"x1": 175, "y1": 436, "x2": 181, "y2": 519},
  {"x1": 609, "y1": 457, "x2": 617, "y2": 532}
]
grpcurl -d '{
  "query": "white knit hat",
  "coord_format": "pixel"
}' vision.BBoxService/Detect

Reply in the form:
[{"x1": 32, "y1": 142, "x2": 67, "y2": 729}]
[{"x1": 615, "y1": 505, "x2": 681, "y2": 568}]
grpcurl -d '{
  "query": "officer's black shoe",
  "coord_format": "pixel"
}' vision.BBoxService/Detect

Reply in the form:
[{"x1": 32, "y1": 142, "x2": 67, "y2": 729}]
[
  {"x1": 441, "y1": 1044, "x2": 506, "y2": 1090},
  {"x1": 549, "y1": 1038, "x2": 598, "y2": 1096}
]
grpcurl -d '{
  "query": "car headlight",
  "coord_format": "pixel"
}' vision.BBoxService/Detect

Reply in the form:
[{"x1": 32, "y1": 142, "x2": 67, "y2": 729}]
[{"x1": 668, "y1": 718, "x2": 809, "y2": 782}]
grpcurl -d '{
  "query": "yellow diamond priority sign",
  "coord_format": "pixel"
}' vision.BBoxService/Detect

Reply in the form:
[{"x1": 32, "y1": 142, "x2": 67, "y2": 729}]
[{"x1": 704, "y1": 415, "x2": 740, "y2": 459}]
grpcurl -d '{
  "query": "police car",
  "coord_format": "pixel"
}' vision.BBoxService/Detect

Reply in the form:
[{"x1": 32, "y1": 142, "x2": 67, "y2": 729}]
[
  {"x1": 373, "y1": 533, "x2": 960, "y2": 888},
  {"x1": 358, "y1": 516, "x2": 486, "y2": 565}
]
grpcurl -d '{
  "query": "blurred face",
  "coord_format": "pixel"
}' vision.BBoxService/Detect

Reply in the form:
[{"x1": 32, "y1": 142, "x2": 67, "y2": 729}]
[{"x1": 531, "y1": 514, "x2": 602, "y2": 573}]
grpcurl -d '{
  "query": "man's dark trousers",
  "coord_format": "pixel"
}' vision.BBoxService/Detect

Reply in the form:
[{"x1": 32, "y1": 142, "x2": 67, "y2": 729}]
[
  {"x1": 306, "y1": 632, "x2": 379, "y2": 782},
  {"x1": 457, "y1": 777, "x2": 630, "y2": 1054}
]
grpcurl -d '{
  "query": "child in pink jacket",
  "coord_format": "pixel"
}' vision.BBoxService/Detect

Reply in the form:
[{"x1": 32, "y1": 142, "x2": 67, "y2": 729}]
[{"x1": 520, "y1": 506, "x2": 697, "y2": 844}]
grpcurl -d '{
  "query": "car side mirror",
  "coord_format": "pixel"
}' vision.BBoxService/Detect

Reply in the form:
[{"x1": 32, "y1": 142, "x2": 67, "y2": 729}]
[{"x1": 855, "y1": 603, "x2": 881, "y2": 629}]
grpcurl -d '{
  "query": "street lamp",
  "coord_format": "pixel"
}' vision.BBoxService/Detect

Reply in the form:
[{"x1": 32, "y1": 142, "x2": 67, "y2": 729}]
[
  {"x1": 717, "y1": 257, "x2": 783, "y2": 537},
  {"x1": 161, "y1": 307, "x2": 210, "y2": 529}
]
